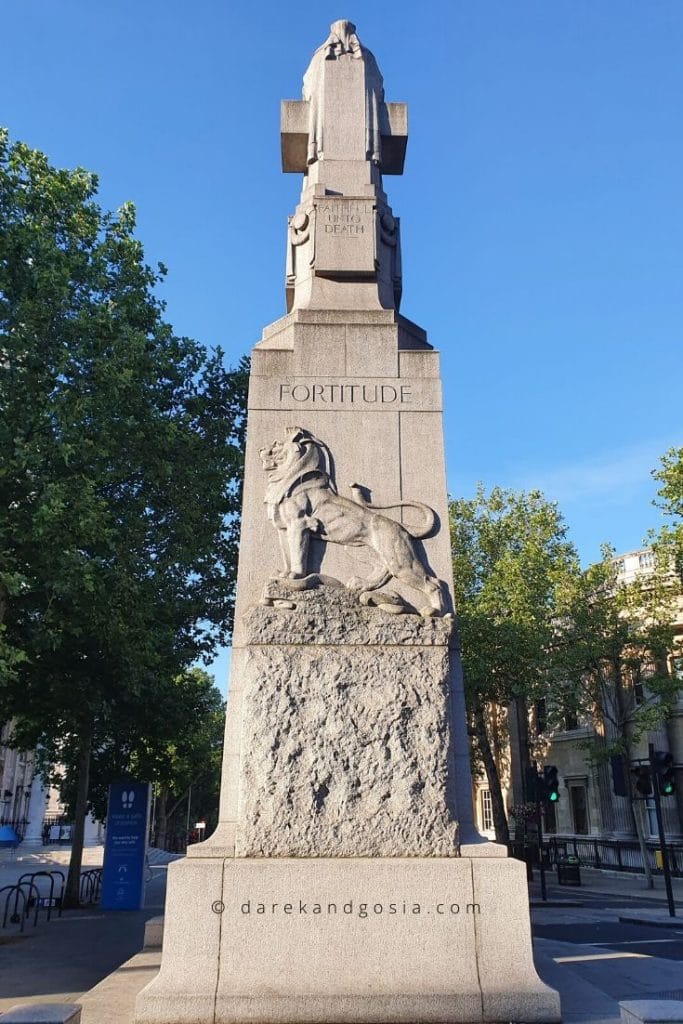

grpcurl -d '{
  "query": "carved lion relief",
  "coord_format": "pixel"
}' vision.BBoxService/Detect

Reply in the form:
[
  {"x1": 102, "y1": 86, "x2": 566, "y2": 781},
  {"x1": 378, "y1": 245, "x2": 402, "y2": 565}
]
[{"x1": 259, "y1": 426, "x2": 447, "y2": 617}]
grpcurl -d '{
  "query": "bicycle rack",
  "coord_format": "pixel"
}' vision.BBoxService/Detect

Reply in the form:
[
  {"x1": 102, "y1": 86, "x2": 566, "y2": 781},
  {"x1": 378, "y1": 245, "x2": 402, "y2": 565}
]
[
  {"x1": 79, "y1": 868, "x2": 103, "y2": 904},
  {"x1": 0, "y1": 882, "x2": 40, "y2": 931},
  {"x1": 17, "y1": 870, "x2": 65, "y2": 921}
]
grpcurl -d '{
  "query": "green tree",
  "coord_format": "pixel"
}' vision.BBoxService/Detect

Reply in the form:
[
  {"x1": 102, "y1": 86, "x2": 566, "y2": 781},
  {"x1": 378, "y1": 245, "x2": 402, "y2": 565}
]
[
  {"x1": 450, "y1": 485, "x2": 579, "y2": 843},
  {"x1": 553, "y1": 549, "x2": 677, "y2": 881},
  {"x1": 652, "y1": 446, "x2": 683, "y2": 587},
  {"x1": 0, "y1": 131, "x2": 247, "y2": 904},
  {"x1": 48, "y1": 667, "x2": 225, "y2": 850},
  {"x1": 132, "y1": 667, "x2": 226, "y2": 850}
]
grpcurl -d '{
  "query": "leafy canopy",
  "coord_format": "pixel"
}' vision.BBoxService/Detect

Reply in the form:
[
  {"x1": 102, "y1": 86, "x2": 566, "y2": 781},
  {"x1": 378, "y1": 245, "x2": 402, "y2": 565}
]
[
  {"x1": 450, "y1": 484, "x2": 579, "y2": 707},
  {"x1": 0, "y1": 126, "x2": 245, "y2": 780}
]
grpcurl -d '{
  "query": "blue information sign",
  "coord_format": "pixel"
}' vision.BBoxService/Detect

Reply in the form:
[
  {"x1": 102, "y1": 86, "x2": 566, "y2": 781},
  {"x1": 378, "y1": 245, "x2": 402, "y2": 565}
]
[{"x1": 101, "y1": 782, "x2": 151, "y2": 911}]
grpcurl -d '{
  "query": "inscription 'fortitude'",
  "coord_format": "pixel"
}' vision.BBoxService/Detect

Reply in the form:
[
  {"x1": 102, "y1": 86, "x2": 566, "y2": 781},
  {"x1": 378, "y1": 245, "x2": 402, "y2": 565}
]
[{"x1": 280, "y1": 383, "x2": 412, "y2": 404}]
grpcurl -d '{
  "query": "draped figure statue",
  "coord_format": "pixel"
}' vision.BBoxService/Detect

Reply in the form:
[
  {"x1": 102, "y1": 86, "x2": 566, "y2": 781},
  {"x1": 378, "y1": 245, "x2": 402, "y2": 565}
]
[{"x1": 302, "y1": 20, "x2": 385, "y2": 166}]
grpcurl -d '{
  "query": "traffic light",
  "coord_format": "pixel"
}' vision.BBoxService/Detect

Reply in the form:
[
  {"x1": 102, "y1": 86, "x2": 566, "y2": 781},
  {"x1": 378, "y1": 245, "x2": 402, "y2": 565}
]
[
  {"x1": 543, "y1": 765, "x2": 560, "y2": 803},
  {"x1": 632, "y1": 765, "x2": 653, "y2": 797},
  {"x1": 652, "y1": 750, "x2": 677, "y2": 797}
]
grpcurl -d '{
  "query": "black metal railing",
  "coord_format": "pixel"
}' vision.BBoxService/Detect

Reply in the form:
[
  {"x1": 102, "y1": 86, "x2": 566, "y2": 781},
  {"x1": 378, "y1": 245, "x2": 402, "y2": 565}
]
[
  {"x1": 41, "y1": 815, "x2": 74, "y2": 845},
  {"x1": 544, "y1": 836, "x2": 683, "y2": 877}
]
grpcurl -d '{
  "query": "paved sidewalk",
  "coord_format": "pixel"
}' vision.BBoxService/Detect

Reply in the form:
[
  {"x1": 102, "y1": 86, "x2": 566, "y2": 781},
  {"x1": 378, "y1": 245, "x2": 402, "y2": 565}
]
[
  {"x1": 0, "y1": 844, "x2": 105, "y2": 889},
  {"x1": 0, "y1": 861, "x2": 169, "y2": 1014},
  {"x1": 530, "y1": 865, "x2": 683, "y2": 1023},
  {"x1": 531, "y1": 865, "x2": 683, "y2": 906}
]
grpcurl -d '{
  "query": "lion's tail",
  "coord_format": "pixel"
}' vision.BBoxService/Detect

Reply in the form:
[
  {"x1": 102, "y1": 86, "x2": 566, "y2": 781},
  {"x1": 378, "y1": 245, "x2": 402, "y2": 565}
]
[{"x1": 349, "y1": 486, "x2": 436, "y2": 539}]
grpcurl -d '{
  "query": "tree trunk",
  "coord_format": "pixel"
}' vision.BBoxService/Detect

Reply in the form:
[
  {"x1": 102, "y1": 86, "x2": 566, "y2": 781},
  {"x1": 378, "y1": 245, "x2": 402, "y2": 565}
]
[
  {"x1": 472, "y1": 698, "x2": 509, "y2": 844},
  {"x1": 154, "y1": 786, "x2": 169, "y2": 850},
  {"x1": 509, "y1": 694, "x2": 534, "y2": 805},
  {"x1": 64, "y1": 724, "x2": 93, "y2": 908}
]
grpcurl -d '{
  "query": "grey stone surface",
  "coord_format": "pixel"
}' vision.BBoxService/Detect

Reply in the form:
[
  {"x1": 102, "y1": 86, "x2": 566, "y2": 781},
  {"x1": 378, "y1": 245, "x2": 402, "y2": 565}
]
[
  {"x1": 79, "y1": 953, "x2": 161, "y2": 1024},
  {"x1": 1, "y1": 1006, "x2": 81, "y2": 1023},
  {"x1": 281, "y1": 22, "x2": 406, "y2": 312},
  {"x1": 258, "y1": 427, "x2": 449, "y2": 616},
  {"x1": 135, "y1": 858, "x2": 221, "y2": 1024},
  {"x1": 142, "y1": 914, "x2": 164, "y2": 949},
  {"x1": 134, "y1": 856, "x2": 560, "y2": 1024},
  {"x1": 621, "y1": 1002, "x2": 683, "y2": 1024},
  {"x1": 134, "y1": 18, "x2": 549, "y2": 1023},
  {"x1": 237, "y1": 640, "x2": 458, "y2": 857},
  {"x1": 245, "y1": 580, "x2": 453, "y2": 646}
]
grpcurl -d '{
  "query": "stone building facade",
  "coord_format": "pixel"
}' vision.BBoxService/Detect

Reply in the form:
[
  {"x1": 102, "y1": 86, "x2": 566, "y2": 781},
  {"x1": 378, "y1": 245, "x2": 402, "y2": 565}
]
[
  {"x1": 472, "y1": 548, "x2": 683, "y2": 844},
  {"x1": 0, "y1": 721, "x2": 37, "y2": 836},
  {"x1": 0, "y1": 724, "x2": 102, "y2": 845}
]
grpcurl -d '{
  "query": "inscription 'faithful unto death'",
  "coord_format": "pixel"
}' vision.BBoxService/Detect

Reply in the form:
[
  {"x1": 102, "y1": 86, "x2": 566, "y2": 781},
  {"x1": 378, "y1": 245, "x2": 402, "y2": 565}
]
[{"x1": 320, "y1": 200, "x2": 372, "y2": 236}]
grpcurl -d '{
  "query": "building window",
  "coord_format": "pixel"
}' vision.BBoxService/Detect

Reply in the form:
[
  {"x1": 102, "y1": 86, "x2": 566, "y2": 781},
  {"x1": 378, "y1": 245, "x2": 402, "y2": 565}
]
[
  {"x1": 480, "y1": 789, "x2": 493, "y2": 832},
  {"x1": 569, "y1": 784, "x2": 590, "y2": 835},
  {"x1": 614, "y1": 559, "x2": 626, "y2": 577},
  {"x1": 672, "y1": 656, "x2": 683, "y2": 681},
  {"x1": 638, "y1": 551, "x2": 655, "y2": 570}
]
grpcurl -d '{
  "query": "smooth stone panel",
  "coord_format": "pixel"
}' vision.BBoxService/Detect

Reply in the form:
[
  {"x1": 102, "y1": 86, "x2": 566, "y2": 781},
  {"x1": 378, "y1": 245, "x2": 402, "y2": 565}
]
[
  {"x1": 135, "y1": 856, "x2": 560, "y2": 1024},
  {"x1": 248, "y1": 376, "x2": 442, "y2": 412},
  {"x1": 134, "y1": 858, "x2": 223, "y2": 1024},
  {"x1": 472, "y1": 857, "x2": 560, "y2": 1021}
]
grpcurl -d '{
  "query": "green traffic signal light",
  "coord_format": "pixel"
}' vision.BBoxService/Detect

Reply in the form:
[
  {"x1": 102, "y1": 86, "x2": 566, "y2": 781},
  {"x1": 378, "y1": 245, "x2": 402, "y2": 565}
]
[
  {"x1": 652, "y1": 750, "x2": 677, "y2": 798},
  {"x1": 543, "y1": 765, "x2": 560, "y2": 804}
]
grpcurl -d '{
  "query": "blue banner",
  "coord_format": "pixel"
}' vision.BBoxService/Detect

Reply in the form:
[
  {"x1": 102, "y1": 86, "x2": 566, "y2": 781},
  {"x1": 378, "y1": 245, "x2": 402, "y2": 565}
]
[{"x1": 101, "y1": 782, "x2": 151, "y2": 911}]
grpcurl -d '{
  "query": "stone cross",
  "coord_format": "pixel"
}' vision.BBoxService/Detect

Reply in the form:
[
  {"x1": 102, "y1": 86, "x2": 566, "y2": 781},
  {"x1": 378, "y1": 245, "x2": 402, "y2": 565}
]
[
  {"x1": 281, "y1": 20, "x2": 407, "y2": 312},
  {"x1": 134, "y1": 21, "x2": 562, "y2": 1024}
]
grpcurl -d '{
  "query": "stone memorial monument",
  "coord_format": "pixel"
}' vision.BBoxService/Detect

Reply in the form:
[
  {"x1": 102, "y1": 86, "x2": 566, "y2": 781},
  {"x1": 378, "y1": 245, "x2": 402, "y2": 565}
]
[{"x1": 135, "y1": 21, "x2": 561, "y2": 1024}]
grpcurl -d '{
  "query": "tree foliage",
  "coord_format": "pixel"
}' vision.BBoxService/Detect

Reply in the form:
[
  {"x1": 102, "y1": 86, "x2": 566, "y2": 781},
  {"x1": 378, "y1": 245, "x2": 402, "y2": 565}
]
[
  {"x1": 450, "y1": 485, "x2": 579, "y2": 842},
  {"x1": 50, "y1": 667, "x2": 225, "y2": 834},
  {"x1": 0, "y1": 130, "x2": 247, "y2": 901},
  {"x1": 652, "y1": 446, "x2": 683, "y2": 587},
  {"x1": 553, "y1": 548, "x2": 677, "y2": 757}
]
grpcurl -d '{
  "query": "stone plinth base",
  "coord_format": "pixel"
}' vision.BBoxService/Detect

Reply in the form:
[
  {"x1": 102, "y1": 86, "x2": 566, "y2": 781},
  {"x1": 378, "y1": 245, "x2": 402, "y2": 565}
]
[{"x1": 134, "y1": 856, "x2": 560, "y2": 1024}]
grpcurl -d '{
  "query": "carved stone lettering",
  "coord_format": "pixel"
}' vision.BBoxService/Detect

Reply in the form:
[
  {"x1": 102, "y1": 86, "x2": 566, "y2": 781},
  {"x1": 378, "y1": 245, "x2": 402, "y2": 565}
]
[{"x1": 277, "y1": 382, "x2": 412, "y2": 404}]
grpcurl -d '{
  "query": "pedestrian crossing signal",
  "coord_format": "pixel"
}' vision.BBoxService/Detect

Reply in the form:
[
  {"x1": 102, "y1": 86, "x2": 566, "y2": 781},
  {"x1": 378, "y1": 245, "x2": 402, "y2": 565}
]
[
  {"x1": 652, "y1": 750, "x2": 676, "y2": 797},
  {"x1": 543, "y1": 765, "x2": 560, "y2": 803}
]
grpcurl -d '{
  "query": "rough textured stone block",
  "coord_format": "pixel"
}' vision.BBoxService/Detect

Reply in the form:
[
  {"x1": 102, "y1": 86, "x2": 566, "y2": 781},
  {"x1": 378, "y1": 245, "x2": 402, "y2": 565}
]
[{"x1": 238, "y1": 644, "x2": 457, "y2": 857}]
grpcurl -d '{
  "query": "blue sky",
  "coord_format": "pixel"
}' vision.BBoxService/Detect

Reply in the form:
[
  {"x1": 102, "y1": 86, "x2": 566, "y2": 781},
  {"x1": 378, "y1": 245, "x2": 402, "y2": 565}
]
[{"x1": 3, "y1": 2, "x2": 682, "y2": 692}]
